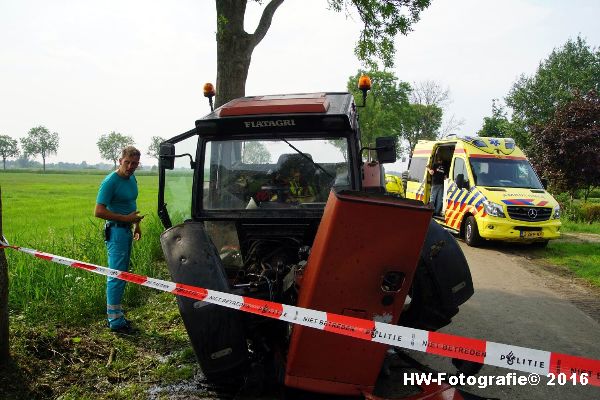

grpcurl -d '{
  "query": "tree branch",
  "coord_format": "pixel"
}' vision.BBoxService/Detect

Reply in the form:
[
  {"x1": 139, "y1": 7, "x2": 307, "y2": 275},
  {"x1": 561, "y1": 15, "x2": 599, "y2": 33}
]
[{"x1": 251, "y1": 0, "x2": 284, "y2": 48}]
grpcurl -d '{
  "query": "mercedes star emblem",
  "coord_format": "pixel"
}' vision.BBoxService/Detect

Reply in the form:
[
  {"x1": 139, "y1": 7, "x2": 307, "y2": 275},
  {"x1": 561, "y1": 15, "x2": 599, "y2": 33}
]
[{"x1": 528, "y1": 208, "x2": 538, "y2": 219}]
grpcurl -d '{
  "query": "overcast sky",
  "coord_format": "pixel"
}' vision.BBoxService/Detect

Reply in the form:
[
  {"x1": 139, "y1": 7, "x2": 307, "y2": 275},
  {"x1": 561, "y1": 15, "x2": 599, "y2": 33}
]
[{"x1": 1, "y1": 0, "x2": 599, "y2": 166}]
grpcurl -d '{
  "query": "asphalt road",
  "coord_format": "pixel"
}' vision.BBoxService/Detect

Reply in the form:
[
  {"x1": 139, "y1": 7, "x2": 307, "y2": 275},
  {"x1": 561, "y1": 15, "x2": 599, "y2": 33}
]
[{"x1": 408, "y1": 241, "x2": 600, "y2": 400}]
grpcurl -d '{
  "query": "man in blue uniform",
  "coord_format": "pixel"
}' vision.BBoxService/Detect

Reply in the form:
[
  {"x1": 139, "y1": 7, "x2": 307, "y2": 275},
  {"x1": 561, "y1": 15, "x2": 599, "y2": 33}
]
[{"x1": 94, "y1": 146, "x2": 144, "y2": 333}]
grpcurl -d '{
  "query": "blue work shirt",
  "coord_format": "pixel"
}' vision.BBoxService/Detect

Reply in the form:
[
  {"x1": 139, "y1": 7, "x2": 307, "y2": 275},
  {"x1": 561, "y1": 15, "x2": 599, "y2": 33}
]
[{"x1": 96, "y1": 171, "x2": 138, "y2": 216}]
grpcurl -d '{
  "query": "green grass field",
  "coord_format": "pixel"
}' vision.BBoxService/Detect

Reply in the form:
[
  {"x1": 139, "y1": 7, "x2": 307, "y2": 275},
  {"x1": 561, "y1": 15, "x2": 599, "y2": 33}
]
[
  {"x1": 560, "y1": 219, "x2": 600, "y2": 235},
  {"x1": 0, "y1": 172, "x2": 203, "y2": 400},
  {"x1": 535, "y1": 210, "x2": 600, "y2": 287},
  {"x1": 543, "y1": 241, "x2": 600, "y2": 286},
  {"x1": 0, "y1": 172, "x2": 166, "y2": 324},
  {"x1": 539, "y1": 220, "x2": 600, "y2": 287}
]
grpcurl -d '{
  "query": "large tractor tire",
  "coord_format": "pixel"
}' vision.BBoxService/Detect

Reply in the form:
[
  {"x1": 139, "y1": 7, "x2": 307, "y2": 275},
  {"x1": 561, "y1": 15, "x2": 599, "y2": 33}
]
[
  {"x1": 399, "y1": 256, "x2": 458, "y2": 331},
  {"x1": 399, "y1": 221, "x2": 474, "y2": 331}
]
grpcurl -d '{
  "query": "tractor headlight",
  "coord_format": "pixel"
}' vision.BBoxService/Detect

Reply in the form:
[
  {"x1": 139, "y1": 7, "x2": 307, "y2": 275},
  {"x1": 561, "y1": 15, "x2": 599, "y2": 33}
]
[
  {"x1": 553, "y1": 205, "x2": 561, "y2": 219},
  {"x1": 483, "y1": 200, "x2": 506, "y2": 218}
]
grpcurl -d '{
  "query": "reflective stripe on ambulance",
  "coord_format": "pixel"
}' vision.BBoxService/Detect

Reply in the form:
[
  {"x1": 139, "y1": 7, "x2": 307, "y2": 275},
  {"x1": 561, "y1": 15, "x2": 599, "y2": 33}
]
[{"x1": 444, "y1": 183, "x2": 487, "y2": 230}]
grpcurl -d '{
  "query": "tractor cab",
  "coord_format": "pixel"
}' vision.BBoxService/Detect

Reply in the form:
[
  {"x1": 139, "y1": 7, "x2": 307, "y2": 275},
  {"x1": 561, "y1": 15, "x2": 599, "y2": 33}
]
[{"x1": 158, "y1": 91, "x2": 393, "y2": 252}]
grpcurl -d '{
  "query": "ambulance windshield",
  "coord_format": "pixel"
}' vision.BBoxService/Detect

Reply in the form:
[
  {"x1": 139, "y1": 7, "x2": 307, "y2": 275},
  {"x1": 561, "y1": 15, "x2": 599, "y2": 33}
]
[{"x1": 470, "y1": 158, "x2": 543, "y2": 189}]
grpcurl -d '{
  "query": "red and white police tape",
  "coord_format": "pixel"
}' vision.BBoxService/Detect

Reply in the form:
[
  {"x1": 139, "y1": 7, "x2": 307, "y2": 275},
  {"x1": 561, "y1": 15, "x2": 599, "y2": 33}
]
[{"x1": 2, "y1": 240, "x2": 599, "y2": 387}]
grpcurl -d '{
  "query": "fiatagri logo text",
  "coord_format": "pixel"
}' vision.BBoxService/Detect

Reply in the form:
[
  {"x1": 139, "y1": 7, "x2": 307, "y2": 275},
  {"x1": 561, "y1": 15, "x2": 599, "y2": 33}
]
[{"x1": 244, "y1": 119, "x2": 296, "y2": 128}]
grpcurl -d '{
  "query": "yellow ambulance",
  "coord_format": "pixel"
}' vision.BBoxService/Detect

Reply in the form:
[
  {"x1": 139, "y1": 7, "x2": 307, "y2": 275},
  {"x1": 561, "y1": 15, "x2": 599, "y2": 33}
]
[{"x1": 404, "y1": 136, "x2": 561, "y2": 246}]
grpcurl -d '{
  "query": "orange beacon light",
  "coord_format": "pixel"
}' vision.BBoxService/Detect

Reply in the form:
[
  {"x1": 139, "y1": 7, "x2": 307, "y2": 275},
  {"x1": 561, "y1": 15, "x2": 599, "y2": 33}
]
[
  {"x1": 357, "y1": 75, "x2": 371, "y2": 107},
  {"x1": 203, "y1": 82, "x2": 216, "y2": 111}
]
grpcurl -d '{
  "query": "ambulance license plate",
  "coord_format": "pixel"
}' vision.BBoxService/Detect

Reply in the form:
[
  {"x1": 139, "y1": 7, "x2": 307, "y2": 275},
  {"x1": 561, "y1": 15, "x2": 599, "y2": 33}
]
[{"x1": 521, "y1": 231, "x2": 543, "y2": 239}]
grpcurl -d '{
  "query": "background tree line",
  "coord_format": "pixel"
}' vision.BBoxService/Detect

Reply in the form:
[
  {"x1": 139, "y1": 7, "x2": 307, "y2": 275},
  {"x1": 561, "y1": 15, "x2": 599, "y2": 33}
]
[
  {"x1": 0, "y1": 127, "x2": 59, "y2": 172},
  {"x1": 0, "y1": 128, "x2": 165, "y2": 171}
]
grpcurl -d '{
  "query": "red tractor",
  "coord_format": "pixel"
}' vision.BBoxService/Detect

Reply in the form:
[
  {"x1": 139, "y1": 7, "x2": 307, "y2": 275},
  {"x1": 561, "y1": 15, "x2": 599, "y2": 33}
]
[{"x1": 157, "y1": 85, "x2": 476, "y2": 398}]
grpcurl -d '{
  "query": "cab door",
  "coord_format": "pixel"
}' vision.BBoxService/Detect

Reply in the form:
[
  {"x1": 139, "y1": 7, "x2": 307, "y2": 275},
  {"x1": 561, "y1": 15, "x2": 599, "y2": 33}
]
[
  {"x1": 405, "y1": 156, "x2": 430, "y2": 203},
  {"x1": 158, "y1": 130, "x2": 199, "y2": 229}
]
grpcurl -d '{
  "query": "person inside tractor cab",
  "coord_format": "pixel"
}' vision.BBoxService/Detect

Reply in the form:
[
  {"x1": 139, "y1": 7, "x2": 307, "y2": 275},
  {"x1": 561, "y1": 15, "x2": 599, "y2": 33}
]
[
  {"x1": 288, "y1": 166, "x2": 317, "y2": 203},
  {"x1": 260, "y1": 153, "x2": 317, "y2": 205}
]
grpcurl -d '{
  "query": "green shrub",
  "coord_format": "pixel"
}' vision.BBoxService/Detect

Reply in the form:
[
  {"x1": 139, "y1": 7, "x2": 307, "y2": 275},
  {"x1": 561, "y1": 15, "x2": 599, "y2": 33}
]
[
  {"x1": 555, "y1": 193, "x2": 578, "y2": 221},
  {"x1": 585, "y1": 188, "x2": 600, "y2": 199},
  {"x1": 572, "y1": 187, "x2": 600, "y2": 201},
  {"x1": 554, "y1": 192, "x2": 571, "y2": 209},
  {"x1": 581, "y1": 203, "x2": 600, "y2": 223},
  {"x1": 557, "y1": 191, "x2": 600, "y2": 223},
  {"x1": 567, "y1": 205, "x2": 586, "y2": 222}
]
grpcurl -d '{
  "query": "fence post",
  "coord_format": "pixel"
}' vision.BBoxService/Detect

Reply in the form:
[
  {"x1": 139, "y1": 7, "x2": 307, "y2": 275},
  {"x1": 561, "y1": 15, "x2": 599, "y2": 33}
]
[{"x1": 0, "y1": 186, "x2": 9, "y2": 363}]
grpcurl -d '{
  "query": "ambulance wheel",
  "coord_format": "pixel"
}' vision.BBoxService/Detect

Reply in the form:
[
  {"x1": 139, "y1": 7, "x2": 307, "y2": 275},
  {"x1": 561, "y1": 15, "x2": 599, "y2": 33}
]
[{"x1": 464, "y1": 216, "x2": 482, "y2": 247}]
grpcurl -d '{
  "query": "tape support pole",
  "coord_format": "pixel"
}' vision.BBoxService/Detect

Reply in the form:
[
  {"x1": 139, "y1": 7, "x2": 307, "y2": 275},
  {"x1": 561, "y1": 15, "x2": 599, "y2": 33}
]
[{"x1": 3, "y1": 241, "x2": 600, "y2": 387}]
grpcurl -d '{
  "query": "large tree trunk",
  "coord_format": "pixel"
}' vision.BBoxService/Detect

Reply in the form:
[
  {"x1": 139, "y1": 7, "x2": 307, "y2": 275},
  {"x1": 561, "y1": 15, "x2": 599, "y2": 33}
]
[
  {"x1": 0, "y1": 186, "x2": 9, "y2": 364},
  {"x1": 214, "y1": 0, "x2": 284, "y2": 108}
]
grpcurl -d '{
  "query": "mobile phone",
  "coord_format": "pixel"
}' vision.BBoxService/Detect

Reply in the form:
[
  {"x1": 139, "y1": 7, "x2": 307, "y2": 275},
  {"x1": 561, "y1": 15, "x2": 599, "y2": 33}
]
[{"x1": 104, "y1": 224, "x2": 111, "y2": 241}]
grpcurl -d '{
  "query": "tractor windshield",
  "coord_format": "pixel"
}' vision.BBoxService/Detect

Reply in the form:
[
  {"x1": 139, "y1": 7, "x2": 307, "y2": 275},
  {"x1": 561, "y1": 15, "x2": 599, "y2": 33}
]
[{"x1": 203, "y1": 137, "x2": 350, "y2": 209}]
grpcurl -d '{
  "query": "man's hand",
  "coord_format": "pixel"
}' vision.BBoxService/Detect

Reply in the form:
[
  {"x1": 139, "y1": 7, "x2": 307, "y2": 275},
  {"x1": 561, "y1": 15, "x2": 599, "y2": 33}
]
[
  {"x1": 94, "y1": 204, "x2": 145, "y2": 224},
  {"x1": 125, "y1": 211, "x2": 145, "y2": 224},
  {"x1": 134, "y1": 224, "x2": 142, "y2": 241}
]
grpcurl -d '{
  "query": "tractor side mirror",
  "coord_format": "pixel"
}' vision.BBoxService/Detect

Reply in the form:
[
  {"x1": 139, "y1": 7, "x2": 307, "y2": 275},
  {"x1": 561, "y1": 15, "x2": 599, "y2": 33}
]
[
  {"x1": 159, "y1": 143, "x2": 176, "y2": 170},
  {"x1": 375, "y1": 137, "x2": 397, "y2": 164}
]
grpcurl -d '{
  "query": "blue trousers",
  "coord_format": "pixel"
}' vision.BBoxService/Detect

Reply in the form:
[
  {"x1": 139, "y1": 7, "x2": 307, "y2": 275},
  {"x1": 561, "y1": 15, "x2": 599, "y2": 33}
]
[
  {"x1": 105, "y1": 226, "x2": 133, "y2": 329},
  {"x1": 430, "y1": 184, "x2": 444, "y2": 215}
]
